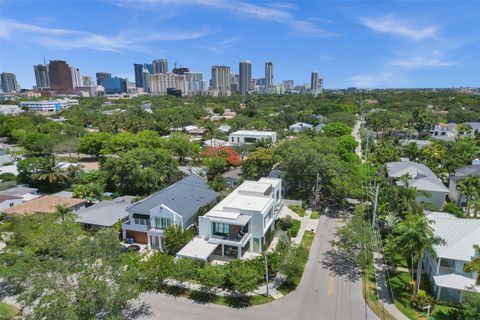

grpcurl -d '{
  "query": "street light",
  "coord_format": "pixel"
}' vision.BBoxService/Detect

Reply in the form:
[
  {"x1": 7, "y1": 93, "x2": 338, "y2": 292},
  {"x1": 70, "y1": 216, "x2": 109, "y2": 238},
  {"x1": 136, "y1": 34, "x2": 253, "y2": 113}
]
[{"x1": 264, "y1": 252, "x2": 270, "y2": 297}]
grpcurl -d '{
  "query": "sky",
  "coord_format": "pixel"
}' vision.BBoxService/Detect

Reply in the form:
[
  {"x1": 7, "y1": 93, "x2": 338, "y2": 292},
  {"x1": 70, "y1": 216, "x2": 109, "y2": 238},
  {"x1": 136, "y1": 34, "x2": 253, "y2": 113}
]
[{"x1": 0, "y1": 0, "x2": 479, "y2": 89}]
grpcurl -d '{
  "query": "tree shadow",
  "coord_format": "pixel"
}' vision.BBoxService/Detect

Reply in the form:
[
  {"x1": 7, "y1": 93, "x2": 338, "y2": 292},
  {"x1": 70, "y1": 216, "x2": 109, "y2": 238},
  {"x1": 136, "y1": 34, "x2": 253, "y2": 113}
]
[
  {"x1": 321, "y1": 248, "x2": 362, "y2": 282},
  {"x1": 163, "y1": 285, "x2": 188, "y2": 297},
  {"x1": 188, "y1": 290, "x2": 217, "y2": 304},
  {"x1": 223, "y1": 295, "x2": 253, "y2": 309},
  {"x1": 123, "y1": 301, "x2": 153, "y2": 319}
]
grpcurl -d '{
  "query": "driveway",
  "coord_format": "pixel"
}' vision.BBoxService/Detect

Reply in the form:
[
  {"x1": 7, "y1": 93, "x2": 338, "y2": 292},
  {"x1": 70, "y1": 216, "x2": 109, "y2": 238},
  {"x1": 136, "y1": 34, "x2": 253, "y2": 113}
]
[{"x1": 136, "y1": 212, "x2": 379, "y2": 320}]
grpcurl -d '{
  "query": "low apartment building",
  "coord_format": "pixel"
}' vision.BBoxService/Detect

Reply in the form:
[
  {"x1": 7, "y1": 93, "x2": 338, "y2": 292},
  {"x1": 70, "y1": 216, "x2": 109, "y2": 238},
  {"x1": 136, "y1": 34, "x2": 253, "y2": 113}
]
[
  {"x1": 228, "y1": 130, "x2": 277, "y2": 145},
  {"x1": 122, "y1": 174, "x2": 218, "y2": 250},
  {"x1": 20, "y1": 98, "x2": 79, "y2": 113},
  {"x1": 177, "y1": 178, "x2": 282, "y2": 261},
  {"x1": 423, "y1": 211, "x2": 480, "y2": 302}
]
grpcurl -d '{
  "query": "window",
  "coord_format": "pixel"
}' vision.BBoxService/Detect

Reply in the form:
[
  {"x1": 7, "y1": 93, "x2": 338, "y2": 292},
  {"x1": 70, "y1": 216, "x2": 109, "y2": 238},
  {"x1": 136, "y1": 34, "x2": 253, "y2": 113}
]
[
  {"x1": 134, "y1": 217, "x2": 148, "y2": 225},
  {"x1": 213, "y1": 222, "x2": 229, "y2": 236},
  {"x1": 264, "y1": 209, "x2": 273, "y2": 226},
  {"x1": 244, "y1": 137, "x2": 257, "y2": 143},
  {"x1": 155, "y1": 217, "x2": 172, "y2": 229},
  {"x1": 9, "y1": 202, "x2": 14, "y2": 207}
]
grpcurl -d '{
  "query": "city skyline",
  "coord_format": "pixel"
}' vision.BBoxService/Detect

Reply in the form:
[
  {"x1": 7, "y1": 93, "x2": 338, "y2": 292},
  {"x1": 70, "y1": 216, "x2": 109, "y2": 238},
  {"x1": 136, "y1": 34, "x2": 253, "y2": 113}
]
[{"x1": 0, "y1": 1, "x2": 479, "y2": 89}]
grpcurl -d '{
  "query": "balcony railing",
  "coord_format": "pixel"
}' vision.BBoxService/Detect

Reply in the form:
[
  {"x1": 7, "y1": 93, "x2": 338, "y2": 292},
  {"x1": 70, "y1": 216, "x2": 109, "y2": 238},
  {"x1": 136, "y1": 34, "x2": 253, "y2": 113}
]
[{"x1": 209, "y1": 232, "x2": 250, "y2": 246}]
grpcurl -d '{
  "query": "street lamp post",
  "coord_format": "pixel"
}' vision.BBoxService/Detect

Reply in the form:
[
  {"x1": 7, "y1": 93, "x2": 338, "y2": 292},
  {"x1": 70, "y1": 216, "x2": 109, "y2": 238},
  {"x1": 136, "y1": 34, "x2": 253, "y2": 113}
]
[{"x1": 264, "y1": 252, "x2": 270, "y2": 297}]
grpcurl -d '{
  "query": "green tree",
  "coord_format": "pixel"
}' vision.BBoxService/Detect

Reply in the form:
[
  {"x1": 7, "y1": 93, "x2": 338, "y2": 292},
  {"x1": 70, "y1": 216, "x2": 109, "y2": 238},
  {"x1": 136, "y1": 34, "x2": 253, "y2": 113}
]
[
  {"x1": 242, "y1": 148, "x2": 276, "y2": 180},
  {"x1": 73, "y1": 183, "x2": 104, "y2": 203},
  {"x1": 203, "y1": 157, "x2": 229, "y2": 180},
  {"x1": 163, "y1": 225, "x2": 195, "y2": 255},
  {"x1": 227, "y1": 260, "x2": 261, "y2": 293},
  {"x1": 31, "y1": 156, "x2": 71, "y2": 192},
  {"x1": 54, "y1": 204, "x2": 73, "y2": 222},
  {"x1": 464, "y1": 245, "x2": 480, "y2": 285},
  {"x1": 21, "y1": 132, "x2": 56, "y2": 154},
  {"x1": 460, "y1": 291, "x2": 480, "y2": 320},
  {"x1": 197, "y1": 264, "x2": 225, "y2": 291},
  {"x1": 172, "y1": 258, "x2": 200, "y2": 282},
  {"x1": 321, "y1": 122, "x2": 352, "y2": 137},
  {"x1": 77, "y1": 131, "x2": 111, "y2": 157},
  {"x1": 166, "y1": 133, "x2": 200, "y2": 165},
  {"x1": 393, "y1": 214, "x2": 444, "y2": 294},
  {"x1": 457, "y1": 175, "x2": 480, "y2": 214},
  {"x1": 140, "y1": 251, "x2": 174, "y2": 290}
]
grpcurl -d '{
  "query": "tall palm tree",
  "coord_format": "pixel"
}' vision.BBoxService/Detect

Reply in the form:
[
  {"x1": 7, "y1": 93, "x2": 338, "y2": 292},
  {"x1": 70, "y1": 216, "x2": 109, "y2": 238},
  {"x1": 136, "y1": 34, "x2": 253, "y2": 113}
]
[
  {"x1": 395, "y1": 185, "x2": 423, "y2": 217},
  {"x1": 394, "y1": 214, "x2": 444, "y2": 294},
  {"x1": 457, "y1": 175, "x2": 480, "y2": 214},
  {"x1": 55, "y1": 204, "x2": 73, "y2": 222},
  {"x1": 31, "y1": 156, "x2": 71, "y2": 192},
  {"x1": 204, "y1": 120, "x2": 216, "y2": 147},
  {"x1": 464, "y1": 245, "x2": 480, "y2": 285}
]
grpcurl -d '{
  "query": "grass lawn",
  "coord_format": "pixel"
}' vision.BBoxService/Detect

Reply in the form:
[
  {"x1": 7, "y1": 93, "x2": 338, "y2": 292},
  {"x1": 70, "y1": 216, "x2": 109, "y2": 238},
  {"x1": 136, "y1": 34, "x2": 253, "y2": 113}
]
[
  {"x1": 310, "y1": 210, "x2": 321, "y2": 219},
  {"x1": 362, "y1": 262, "x2": 397, "y2": 320},
  {"x1": 0, "y1": 301, "x2": 17, "y2": 320},
  {"x1": 287, "y1": 219, "x2": 301, "y2": 238},
  {"x1": 162, "y1": 285, "x2": 274, "y2": 307},
  {"x1": 288, "y1": 205, "x2": 306, "y2": 217}
]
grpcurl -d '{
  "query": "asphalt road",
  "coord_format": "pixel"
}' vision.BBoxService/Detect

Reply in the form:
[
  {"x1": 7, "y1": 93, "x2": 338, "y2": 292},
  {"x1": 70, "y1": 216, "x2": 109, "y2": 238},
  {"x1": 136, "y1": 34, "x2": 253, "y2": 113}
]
[{"x1": 136, "y1": 213, "x2": 379, "y2": 320}]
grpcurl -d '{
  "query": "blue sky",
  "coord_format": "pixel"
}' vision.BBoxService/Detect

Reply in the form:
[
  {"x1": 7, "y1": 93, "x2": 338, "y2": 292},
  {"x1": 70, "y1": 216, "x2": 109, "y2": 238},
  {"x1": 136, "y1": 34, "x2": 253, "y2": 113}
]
[{"x1": 1, "y1": 0, "x2": 479, "y2": 89}]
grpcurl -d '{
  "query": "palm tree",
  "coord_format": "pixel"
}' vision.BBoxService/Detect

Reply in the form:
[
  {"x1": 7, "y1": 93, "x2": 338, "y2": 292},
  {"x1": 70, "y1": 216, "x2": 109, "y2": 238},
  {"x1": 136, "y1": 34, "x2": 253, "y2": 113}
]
[
  {"x1": 394, "y1": 214, "x2": 444, "y2": 294},
  {"x1": 464, "y1": 245, "x2": 480, "y2": 285},
  {"x1": 31, "y1": 156, "x2": 71, "y2": 192},
  {"x1": 204, "y1": 120, "x2": 216, "y2": 147},
  {"x1": 55, "y1": 204, "x2": 73, "y2": 222},
  {"x1": 457, "y1": 175, "x2": 480, "y2": 214},
  {"x1": 395, "y1": 184, "x2": 423, "y2": 217}
]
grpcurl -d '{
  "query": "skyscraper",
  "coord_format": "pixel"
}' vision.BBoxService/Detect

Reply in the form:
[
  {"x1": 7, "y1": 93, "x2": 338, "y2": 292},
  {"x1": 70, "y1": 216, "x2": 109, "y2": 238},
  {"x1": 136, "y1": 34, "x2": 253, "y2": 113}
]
[
  {"x1": 310, "y1": 71, "x2": 323, "y2": 96},
  {"x1": 185, "y1": 72, "x2": 203, "y2": 94},
  {"x1": 70, "y1": 66, "x2": 82, "y2": 88},
  {"x1": 153, "y1": 59, "x2": 168, "y2": 74},
  {"x1": 48, "y1": 60, "x2": 73, "y2": 90},
  {"x1": 134, "y1": 64, "x2": 144, "y2": 88},
  {"x1": 82, "y1": 76, "x2": 94, "y2": 86},
  {"x1": 265, "y1": 61, "x2": 273, "y2": 89},
  {"x1": 282, "y1": 80, "x2": 294, "y2": 90},
  {"x1": 239, "y1": 60, "x2": 252, "y2": 96},
  {"x1": 148, "y1": 73, "x2": 187, "y2": 95},
  {"x1": 0, "y1": 73, "x2": 20, "y2": 93},
  {"x1": 211, "y1": 65, "x2": 231, "y2": 96},
  {"x1": 103, "y1": 77, "x2": 127, "y2": 94},
  {"x1": 34, "y1": 64, "x2": 49, "y2": 88},
  {"x1": 96, "y1": 72, "x2": 111, "y2": 86},
  {"x1": 172, "y1": 67, "x2": 189, "y2": 75}
]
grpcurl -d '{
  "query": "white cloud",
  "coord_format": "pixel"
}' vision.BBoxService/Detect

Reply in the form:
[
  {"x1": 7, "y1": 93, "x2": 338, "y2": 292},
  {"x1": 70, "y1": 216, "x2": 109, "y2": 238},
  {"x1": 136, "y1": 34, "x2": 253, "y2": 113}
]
[
  {"x1": 131, "y1": 0, "x2": 335, "y2": 37},
  {"x1": 0, "y1": 18, "x2": 213, "y2": 53},
  {"x1": 350, "y1": 72, "x2": 409, "y2": 88},
  {"x1": 360, "y1": 14, "x2": 439, "y2": 41},
  {"x1": 390, "y1": 50, "x2": 464, "y2": 69}
]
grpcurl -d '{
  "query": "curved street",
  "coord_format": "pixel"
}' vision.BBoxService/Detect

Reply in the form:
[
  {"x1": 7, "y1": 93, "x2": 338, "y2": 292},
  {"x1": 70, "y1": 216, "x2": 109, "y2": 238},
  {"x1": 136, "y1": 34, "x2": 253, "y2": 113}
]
[{"x1": 137, "y1": 213, "x2": 379, "y2": 320}]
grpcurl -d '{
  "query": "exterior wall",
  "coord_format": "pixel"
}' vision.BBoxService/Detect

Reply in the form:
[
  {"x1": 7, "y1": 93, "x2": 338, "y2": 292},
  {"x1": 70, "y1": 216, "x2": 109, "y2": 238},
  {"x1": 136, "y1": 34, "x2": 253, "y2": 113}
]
[
  {"x1": 228, "y1": 132, "x2": 277, "y2": 145},
  {"x1": 149, "y1": 205, "x2": 183, "y2": 230},
  {"x1": 449, "y1": 179, "x2": 461, "y2": 204},
  {"x1": 125, "y1": 230, "x2": 148, "y2": 244}
]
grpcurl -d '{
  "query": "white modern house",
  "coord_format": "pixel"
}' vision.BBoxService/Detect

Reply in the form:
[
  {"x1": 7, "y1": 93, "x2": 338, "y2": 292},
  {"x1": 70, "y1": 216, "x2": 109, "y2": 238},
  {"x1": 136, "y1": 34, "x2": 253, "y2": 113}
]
[
  {"x1": 430, "y1": 122, "x2": 480, "y2": 141},
  {"x1": 448, "y1": 159, "x2": 480, "y2": 205},
  {"x1": 289, "y1": 122, "x2": 313, "y2": 133},
  {"x1": 20, "y1": 99, "x2": 79, "y2": 113},
  {"x1": 122, "y1": 174, "x2": 218, "y2": 250},
  {"x1": 177, "y1": 177, "x2": 282, "y2": 261},
  {"x1": 423, "y1": 211, "x2": 480, "y2": 302},
  {"x1": 386, "y1": 160, "x2": 448, "y2": 210},
  {"x1": 228, "y1": 130, "x2": 277, "y2": 145}
]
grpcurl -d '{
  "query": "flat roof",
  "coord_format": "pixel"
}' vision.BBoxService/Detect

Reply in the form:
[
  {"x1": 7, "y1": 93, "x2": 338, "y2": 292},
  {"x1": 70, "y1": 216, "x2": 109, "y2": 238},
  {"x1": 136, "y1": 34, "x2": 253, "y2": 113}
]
[
  {"x1": 223, "y1": 194, "x2": 273, "y2": 212},
  {"x1": 176, "y1": 237, "x2": 219, "y2": 261},
  {"x1": 230, "y1": 130, "x2": 276, "y2": 136},
  {"x1": 237, "y1": 181, "x2": 272, "y2": 194}
]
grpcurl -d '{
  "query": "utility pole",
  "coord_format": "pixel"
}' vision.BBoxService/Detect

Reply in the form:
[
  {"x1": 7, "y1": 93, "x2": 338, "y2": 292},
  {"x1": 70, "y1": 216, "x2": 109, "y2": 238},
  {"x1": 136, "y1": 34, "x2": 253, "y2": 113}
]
[
  {"x1": 372, "y1": 183, "x2": 380, "y2": 228},
  {"x1": 315, "y1": 173, "x2": 320, "y2": 210},
  {"x1": 264, "y1": 253, "x2": 269, "y2": 297}
]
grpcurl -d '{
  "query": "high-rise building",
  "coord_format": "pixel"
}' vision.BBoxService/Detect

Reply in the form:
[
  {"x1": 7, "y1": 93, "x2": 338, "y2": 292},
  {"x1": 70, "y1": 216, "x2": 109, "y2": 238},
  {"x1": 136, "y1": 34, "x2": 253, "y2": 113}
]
[
  {"x1": 0, "y1": 73, "x2": 20, "y2": 93},
  {"x1": 265, "y1": 61, "x2": 273, "y2": 89},
  {"x1": 172, "y1": 67, "x2": 189, "y2": 75},
  {"x1": 239, "y1": 60, "x2": 252, "y2": 96},
  {"x1": 70, "y1": 66, "x2": 82, "y2": 88},
  {"x1": 142, "y1": 68, "x2": 151, "y2": 93},
  {"x1": 96, "y1": 72, "x2": 111, "y2": 86},
  {"x1": 82, "y1": 76, "x2": 94, "y2": 86},
  {"x1": 211, "y1": 65, "x2": 231, "y2": 96},
  {"x1": 33, "y1": 64, "x2": 49, "y2": 88},
  {"x1": 185, "y1": 72, "x2": 203, "y2": 94},
  {"x1": 103, "y1": 77, "x2": 127, "y2": 94},
  {"x1": 48, "y1": 60, "x2": 73, "y2": 90},
  {"x1": 282, "y1": 80, "x2": 294, "y2": 91},
  {"x1": 148, "y1": 73, "x2": 187, "y2": 95},
  {"x1": 310, "y1": 71, "x2": 323, "y2": 96},
  {"x1": 134, "y1": 64, "x2": 144, "y2": 88},
  {"x1": 153, "y1": 59, "x2": 168, "y2": 74}
]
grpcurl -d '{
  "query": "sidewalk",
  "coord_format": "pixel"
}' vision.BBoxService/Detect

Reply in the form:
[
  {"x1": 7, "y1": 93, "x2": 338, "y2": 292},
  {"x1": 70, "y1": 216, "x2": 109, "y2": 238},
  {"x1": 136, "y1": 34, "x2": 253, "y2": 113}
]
[
  {"x1": 373, "y1": 252, "x2": 410, "y2": 320},
  {"x1": 292, "y1": 209, "x2": 312, "y2": 244}
]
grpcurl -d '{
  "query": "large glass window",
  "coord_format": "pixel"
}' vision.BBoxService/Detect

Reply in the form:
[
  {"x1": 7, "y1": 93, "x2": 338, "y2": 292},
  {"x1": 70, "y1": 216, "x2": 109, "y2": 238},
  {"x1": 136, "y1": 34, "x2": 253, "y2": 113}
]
[
  {"x1": 134, "y1": 217, "x2": 148, "y2": 225},
  {"x1": 155, "y1": 217, "x2": 172, "y2": 229},
  {"x1": 213, "y1": 223, "x2": 229, "y2": 237},
  {"x1": 244, "y1": 137, "x2": 257, "y2": 143}
]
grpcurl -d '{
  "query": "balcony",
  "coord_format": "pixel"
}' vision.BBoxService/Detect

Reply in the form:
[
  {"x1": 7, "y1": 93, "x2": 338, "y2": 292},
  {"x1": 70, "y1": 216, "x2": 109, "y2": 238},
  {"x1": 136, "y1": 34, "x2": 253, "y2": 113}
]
[
  {"x1": 209, "y1": 231, "x2": 251, "y2": 247},
  {"x1": 122, "y1": 220, "x2": 149, "y2": 233}
]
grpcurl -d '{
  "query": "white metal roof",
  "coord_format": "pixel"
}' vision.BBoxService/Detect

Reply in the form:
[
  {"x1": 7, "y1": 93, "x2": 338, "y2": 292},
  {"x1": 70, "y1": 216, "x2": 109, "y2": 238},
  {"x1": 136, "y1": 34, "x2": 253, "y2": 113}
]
[
  {"x1": 176, "y1": 237, "x2": 218, "y2": 261},
  {"x1": 230, "y1": 130, "x2": 276, "y2": 136},
  {"x1": 428, "y1": 213, "x2": 480, "y2": 261},
  {"x1": 433, "y1": 273, "x2": 479, "y2": 291}
]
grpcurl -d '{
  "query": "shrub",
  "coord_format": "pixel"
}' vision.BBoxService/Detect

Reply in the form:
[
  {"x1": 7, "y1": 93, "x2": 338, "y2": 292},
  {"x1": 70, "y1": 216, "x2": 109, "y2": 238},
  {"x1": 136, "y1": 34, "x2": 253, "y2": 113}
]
[
  {"x1": 277, "y1": 215, "x2": 293, "y2": 231},
  {"x1": 287, "y1": 220, "x2": 301, "y2": 238},
  {"x1": 443, "y1": 202, "x2": 464, "y2": 218},
  {"x1": 410, "y1": 290, "x2": 435, "y2": 310},
  {"x1": 288, "y1": 205, "x2": 306, "y2": 217},
  {"x1": 172, "y1": 258, "x2": 201, "y2": 282},
  {"x1": 0, "y1": 173, "x2": 16, "y2": 182}
]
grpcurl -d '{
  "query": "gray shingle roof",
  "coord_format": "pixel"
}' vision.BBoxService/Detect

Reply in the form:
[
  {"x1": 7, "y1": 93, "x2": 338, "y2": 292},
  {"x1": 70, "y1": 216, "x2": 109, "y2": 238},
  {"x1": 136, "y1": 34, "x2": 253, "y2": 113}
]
[
  {"x1": 127, "y1": 174, "x2": 218, "y2": 223},
  {"x1": 75, "y1": 196, "x2": 134, "y2": 227},
  {"x1": 0, "y1": 186, "x2": 38, "y2": 197}
]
